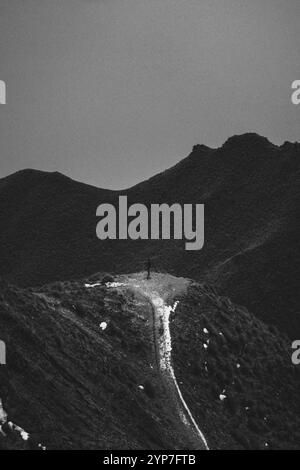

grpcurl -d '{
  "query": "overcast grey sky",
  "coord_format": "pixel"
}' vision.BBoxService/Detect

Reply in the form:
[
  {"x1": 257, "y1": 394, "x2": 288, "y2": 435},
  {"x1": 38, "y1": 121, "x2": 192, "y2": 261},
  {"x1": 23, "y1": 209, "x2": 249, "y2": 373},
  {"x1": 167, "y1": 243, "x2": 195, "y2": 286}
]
[{"x1": 0, "y1": 0, "x2": 299, "y2": 188}]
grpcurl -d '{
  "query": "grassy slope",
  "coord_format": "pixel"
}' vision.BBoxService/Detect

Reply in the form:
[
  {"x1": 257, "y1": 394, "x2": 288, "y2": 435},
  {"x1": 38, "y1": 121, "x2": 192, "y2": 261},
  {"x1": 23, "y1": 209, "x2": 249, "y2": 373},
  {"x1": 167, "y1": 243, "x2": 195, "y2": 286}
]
[
  {"x1": 0, "y1": 275, "x2": 188, "y2": 450},
  {"x1": 171, "y1": 282, "x2": 300, "y2": 449},
  {"x1": 1, "y1": 272, "x2": 300, "y2": 450}
]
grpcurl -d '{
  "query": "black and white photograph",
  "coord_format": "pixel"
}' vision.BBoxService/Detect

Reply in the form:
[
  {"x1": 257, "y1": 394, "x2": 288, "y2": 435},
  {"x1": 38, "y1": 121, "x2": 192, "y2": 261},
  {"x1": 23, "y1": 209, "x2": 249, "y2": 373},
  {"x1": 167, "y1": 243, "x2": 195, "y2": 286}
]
[{"x1": 0, "y1": 0, "x2": 299, "y2": 454}]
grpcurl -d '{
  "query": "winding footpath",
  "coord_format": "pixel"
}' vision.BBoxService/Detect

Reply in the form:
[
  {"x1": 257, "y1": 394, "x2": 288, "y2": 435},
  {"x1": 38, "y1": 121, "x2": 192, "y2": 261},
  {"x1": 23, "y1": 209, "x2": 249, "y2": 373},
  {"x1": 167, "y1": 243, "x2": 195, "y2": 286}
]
[{"x1": 107, "y1": 273, "x2": 209, "y2": 451}]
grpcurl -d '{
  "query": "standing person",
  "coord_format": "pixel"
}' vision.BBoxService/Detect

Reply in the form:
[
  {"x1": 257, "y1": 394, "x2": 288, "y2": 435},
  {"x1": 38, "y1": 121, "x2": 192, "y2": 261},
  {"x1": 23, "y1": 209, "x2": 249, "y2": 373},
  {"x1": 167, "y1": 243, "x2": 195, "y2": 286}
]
[{"x1": 146, "y1": 258, "x2": 151, "y2": 280}]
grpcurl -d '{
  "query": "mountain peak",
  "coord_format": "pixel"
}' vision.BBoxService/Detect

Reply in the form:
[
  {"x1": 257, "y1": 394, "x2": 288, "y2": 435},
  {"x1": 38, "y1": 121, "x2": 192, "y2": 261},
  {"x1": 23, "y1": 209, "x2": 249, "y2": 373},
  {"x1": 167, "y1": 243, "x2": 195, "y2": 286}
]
[
  {"x1": 15, "y1": 168, "x2": 68, "y2": 179},
  {"x1": 1, "y1": 168, "x2": 73, "y2": 186},
  {"x1": 192, "y1": 144, "x2": 213, "y2": 153},
  {"x1": 222, "y1": 133, "x2": 276, "y2": 151}
]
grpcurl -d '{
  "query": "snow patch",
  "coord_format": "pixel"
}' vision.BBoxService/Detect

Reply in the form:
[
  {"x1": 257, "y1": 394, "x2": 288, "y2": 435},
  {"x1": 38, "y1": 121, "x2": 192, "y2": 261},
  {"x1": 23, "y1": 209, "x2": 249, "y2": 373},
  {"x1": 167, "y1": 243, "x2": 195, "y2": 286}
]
[
  {"x1": 99, "y1": 322, "x2": 107, "y2": 331},
  {"x1": 106, "y1": 282, "x2": 124, "y2": 288},
  {"x1": 156, "y1": 300, "x2": 179, "y2": 372},
  {"x1": 8, "y1": 422, "x2": 30, "y2": 441},
  {"x1": 155, "y1": 295, "x2": 209, "y2": 450},
  {"x1": 84, "y1": 283, "x2": 101, "y2": 288},
  {"x1": 20, "y1": 430, "x2": 30, "y2": 441},
  {"x1": 0, "y1": 398, "x2": 7, "y2": 424},
  {"x1": 0, "y1": 402, "x2": 46, "y2": 448}
]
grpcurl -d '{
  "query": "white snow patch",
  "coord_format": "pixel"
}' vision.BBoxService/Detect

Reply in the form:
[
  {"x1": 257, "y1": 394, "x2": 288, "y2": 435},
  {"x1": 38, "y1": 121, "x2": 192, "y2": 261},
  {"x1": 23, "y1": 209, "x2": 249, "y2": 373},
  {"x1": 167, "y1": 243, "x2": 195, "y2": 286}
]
[
  {"x1": 203, "y1": 328, "x2": 209, "y2": 334},
  {"x1": 99, "y1": 322, "x2": 107, "y2": 331},
  {"x1": 20, "y1": 430, "x2": 30, "y2": 441},
  {"x1": 0, "y1": 398, "x2": 7, "y2": 424},
  {"x1": 138, "y1": 385, "x2": 144, "y2": 390},
  {"x1": 179, "y1": 410, "x2": 190, "y2": 427},
  {"x1": 154, "y1": 295, "x2": 209, "y2": 450},
  {"x1": 219, "y1": 394, "x2": 227, "y2": 401},
  {"x1": 154, "y1": 299, "x2": 179, "y2": 372},
  {"x1": 84, "y1": 283, "x2": 101, "y2": 288},
  {"x1": 106, "y1": 282, "x2": 124, "y2": 288},
  {"x1": 203, "y1": 343, "x2": 208, "y2": 349},
  {"x1": 0, "y1": 406, "x2": 40, "y2": 446},
  {"x1": 236, "y1": 363, "x2": 241, "y2": 369},
  {"x1": 8, "y1": 422, "x2": 30, "y2": 441}
]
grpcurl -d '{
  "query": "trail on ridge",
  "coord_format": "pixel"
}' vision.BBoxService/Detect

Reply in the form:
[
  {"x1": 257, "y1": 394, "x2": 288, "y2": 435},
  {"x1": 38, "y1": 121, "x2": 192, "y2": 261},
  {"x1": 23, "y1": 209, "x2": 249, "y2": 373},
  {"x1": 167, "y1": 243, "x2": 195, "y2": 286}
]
[{"x1": 107, "y1": 272, "x2": 209, "y2": 451}]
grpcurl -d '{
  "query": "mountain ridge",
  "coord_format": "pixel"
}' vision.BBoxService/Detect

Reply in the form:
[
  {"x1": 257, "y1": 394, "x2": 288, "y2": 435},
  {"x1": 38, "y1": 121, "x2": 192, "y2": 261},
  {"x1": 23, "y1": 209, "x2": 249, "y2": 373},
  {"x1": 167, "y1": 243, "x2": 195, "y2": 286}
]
[
  {"x1": 1, "y1": 132, "x2": 298, "y2": 191},
  {"x1": 0, "y1": 133, "x2": 299, "y2": 336}
]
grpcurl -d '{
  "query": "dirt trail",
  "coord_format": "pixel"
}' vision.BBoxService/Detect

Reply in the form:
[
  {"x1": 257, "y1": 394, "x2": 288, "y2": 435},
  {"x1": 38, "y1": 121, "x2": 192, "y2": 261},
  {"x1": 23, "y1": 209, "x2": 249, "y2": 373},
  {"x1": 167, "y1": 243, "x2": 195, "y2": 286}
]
[{"x1": 108, "y1": 272, "x2": 209, "y2": 451}]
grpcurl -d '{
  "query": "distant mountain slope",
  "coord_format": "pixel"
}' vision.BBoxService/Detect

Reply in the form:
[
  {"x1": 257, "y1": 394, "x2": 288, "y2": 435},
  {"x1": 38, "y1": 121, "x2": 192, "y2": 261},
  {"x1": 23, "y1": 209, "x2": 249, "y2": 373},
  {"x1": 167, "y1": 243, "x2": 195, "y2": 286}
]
[
  {"x1": 0, "y1": 169, "x2": 116, "y2": 285},
  {"x1": 129, "y1": 134, "x2": 300, "y2": 336},
  {"x1": 0, "y1": 133, "x2": 299, "y2": 335},
  {"x1": 0, "y1": 273, "x2": 299, "y2": 450}
]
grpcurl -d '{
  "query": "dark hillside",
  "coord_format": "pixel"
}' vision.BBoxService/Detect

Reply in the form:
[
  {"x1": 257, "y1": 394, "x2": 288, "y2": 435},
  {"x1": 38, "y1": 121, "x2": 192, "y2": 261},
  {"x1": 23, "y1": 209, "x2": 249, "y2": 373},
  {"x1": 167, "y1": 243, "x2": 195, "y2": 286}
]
[
  {"x1": 0, "y1": 274, "x2": 299, "y2": 450},
  {"x1": 171, "y1": 282, "x2": 300, "y2": 450},
  {"x1": 0, "y1": 276, "x2": 189, "y2": 450},
  {"x1": 0, "y1": 134, "x2": 299, "y2": 335}
]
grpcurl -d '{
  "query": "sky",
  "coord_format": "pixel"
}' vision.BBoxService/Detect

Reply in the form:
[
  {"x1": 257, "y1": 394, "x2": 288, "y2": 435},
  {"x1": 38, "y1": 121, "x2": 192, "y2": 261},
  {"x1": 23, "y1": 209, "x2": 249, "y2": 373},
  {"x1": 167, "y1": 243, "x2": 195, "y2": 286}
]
[{"x1": 0, "y1": 0, "x2": 299, "y2": 189}]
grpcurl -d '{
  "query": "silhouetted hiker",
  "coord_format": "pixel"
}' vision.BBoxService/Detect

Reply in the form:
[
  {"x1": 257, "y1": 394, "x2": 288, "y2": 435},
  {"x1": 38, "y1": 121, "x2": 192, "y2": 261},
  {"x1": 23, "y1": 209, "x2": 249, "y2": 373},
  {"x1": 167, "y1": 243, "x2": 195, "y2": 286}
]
[{"x1": 146, "y1": 258, "x2": 151, "y2": 280}]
